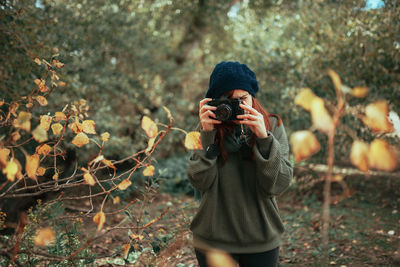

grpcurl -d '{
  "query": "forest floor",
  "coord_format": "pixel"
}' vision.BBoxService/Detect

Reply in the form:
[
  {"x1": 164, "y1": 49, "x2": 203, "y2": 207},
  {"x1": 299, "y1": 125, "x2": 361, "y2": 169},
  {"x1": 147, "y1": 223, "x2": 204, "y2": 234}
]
[{"x1": 84, "y1": 174, "x2": 399, "y2": 267}]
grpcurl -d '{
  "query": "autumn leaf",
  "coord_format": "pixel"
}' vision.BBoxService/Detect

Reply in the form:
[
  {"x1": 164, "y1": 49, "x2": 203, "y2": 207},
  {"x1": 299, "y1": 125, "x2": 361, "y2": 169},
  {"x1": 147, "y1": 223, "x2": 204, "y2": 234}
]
[
  {"x1": 101, "y1": 158, "x2": 115, "y2": 170},
  {"x1": 206, "y1": 250, "x2": 237, "y2": 267},
  {"x1": 290, "y1": 130, "x2": 321, "y2": 162},
  {"x1": 34, "y1": 58, "x2": 41, "y2": 65},
  {"x1": 34, "y1": 228, "x2": 55, "y2": 247},
  {"x1": 310, "y1": 97, "x2": 334, "y2": 134},
  {"x1": 40, "y1": 115, "x2": 52, "y2": 131},
  {"x1": 141, "y1": 116, "x2": 158, "y2": 138},
  {"x1": 0, "y1": 99, "x2": 4, "y2": 106},
  {"x1": 101, "y1": 132, "x2": 110, "y2": 142},
  {"x1": 2, "y1": 158, "x2": 18, "y2": 181},
  {"x1": 83, "y1": 171, "x2": 96, "y2": 186},
  {"x1": 93, "y1": 211, "x2": 106, "y2": 231},
  {"x1": 36, "y1": 144, "x2": 52, "y2": 155},
  {"x1": 0, "y1": 148, "x2": 10, "y2": 168},
  {"x1": 58, "y1": 81, "x2": 66, "y2": 87},
  {"x1": 72, "y1": 132, "x2": 90, "y2": 147},
  {"x1": 36, "y1": 96, "x2": 48, "y2": 106},
  {"x1": 142, "y1": 165, "x2": 155, "y2": 176},
  {"x1": 26, "y1": 153, "x2": 40, "y2": 180},
  {"x1": 52, "y1": 172, "x2": 58, "y2": 180},
  {"x1": 118, "y1": 179, "x2": 132, "y2": 190},
  {"x1": 368, "y1": 139, "x2": 398, "y2": 171},
  {"x1": 36, "y1": 167, "x2": 46, "y2": 176},
  {"x1": 327, "y1": 69, "x2": 343, "y2": 94},
  {"x1": 113, "y1": 196, "x2": 120, "y2": 204},
  {"x1": 184, "y1": 131, "x2": 203, "y2": 150},
  {"x1": 54, "y1": 111, "x2": 67, "y2": 121},
  {"x1": 14, "y1": 111, "x2": 31, "y2": 131},
  {"x1": 145, "y1": 137, "x2": 156, "y2": 154},
  {"x1": 294, "y1": 88, "x2": 318, "y2": 112},
  {"x1": 69, "y1": 121, "x2": 83, "y2": 133},
  {"x1": 350, "y1": 140, "x2": 369, "y2": 172},
  {"x1": 11, "y1": 131, "x2": 21, "y2": 142},
  {"x1": 82, "y1": 120, "x2": 96, "y2": 134},
  {"x1": 123, "y1": 244, "x2": 131, "y2": 258},
  {"x1": 9, "y1": 102, "x2": 19, "y2": 117},
  {"x1": 51, "y1": 123, "x2": 63, "y2": 135},
  {"x1": 32, "y1": 125, "x2": 48, "y2": 143},
  {"x1": 352, "y1": 86, "x2": 369, "y2": 98},
  {"x1": 52, "y1": 59, "x2": 65, "y2": 68},
  {"x1": 362, "y1": 101, "x2": 394, "y2": 133}
]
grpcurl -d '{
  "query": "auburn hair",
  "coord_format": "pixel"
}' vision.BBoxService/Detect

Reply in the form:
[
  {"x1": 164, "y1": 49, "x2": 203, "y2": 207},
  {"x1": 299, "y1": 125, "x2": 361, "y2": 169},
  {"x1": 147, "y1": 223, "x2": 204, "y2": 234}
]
[{"x1": 198, "y1": 90, "x2": 282, "y2": 165}]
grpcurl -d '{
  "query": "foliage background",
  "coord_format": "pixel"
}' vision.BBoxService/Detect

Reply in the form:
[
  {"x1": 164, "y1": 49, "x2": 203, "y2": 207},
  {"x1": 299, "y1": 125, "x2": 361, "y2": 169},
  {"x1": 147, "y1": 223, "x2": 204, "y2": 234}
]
[{"x1": 2, "y1": 0, "x2": 399, "y2": 166}]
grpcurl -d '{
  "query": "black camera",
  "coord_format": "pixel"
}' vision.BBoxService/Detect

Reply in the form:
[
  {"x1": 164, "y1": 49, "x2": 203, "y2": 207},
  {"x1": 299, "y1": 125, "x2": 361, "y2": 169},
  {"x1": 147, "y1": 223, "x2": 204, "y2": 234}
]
[{"x1": 207, "y1": 97, "x2": 244, "y2": 121}]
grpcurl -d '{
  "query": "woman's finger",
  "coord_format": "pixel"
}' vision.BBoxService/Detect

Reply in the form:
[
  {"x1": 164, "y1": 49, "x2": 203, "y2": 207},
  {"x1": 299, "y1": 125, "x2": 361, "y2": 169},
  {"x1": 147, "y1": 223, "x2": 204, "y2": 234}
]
[
  {"x1": 199, "y1": 98, "x2": 213, "y2": 109},
  {"x1": 236, "y1": 114, "x2": 258, "y2": 120},
  {"x1": 203, "y1": 119, "x2": 222, "y2": 124},
  {"x1": 201, "y1": 110, "x2": 217, "y2": 120},
  {"x1": 200, "y1": 104, "x2": 217, "y2": 115},
  {"x1": 239, "y1": 103, "x2": 258, "y2": 115},
  {"x1": 239, "y1": 120, "x2": 257, "y2": 126}
]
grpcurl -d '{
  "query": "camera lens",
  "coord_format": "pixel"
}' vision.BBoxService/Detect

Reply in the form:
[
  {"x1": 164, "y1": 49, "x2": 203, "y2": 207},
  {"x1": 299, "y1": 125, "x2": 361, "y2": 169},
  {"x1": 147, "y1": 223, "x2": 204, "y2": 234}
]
[{"x1": 215, "y1": 104, "x2": 232, "y2": 121}]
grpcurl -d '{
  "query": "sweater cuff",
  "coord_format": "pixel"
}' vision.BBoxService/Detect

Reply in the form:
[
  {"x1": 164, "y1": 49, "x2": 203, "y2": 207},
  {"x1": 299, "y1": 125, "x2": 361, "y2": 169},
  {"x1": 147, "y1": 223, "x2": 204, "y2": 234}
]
[
  {"x1": 200, "y1": 129, "x2": 217, "y2": 148},
  {"x1": 255, "y1": 134, "x2": 274, "y2": 159}
]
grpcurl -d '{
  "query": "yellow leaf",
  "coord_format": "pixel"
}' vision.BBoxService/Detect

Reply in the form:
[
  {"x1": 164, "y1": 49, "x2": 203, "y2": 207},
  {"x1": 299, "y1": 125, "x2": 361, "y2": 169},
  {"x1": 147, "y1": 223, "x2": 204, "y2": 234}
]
[
  {"x1": 184, "y1": 131, "x2": 203, "y2": 150},
  {"x1": 54, "y1": 111, "x2": 67, "y2": 122},
  {"x1": 362, "y1": 101, "x2": 394, "y2": 133},
  {"x1": 51, "y1": 123, "x2": 63, "y2": 135},
  {"x1": 142, "y1": 165, "x2": 155, "y2": 176},
  {"x1": 163, "y1": 106, "x2": 173, "y2": 121},
  {"x1": 368, "y1": 139, "x2": 398, "y2": 171},
  {"x1": 0, "y1": 99, "x2": 4, "y2": 106},
  {"x1": 14, "y1": 111, "x2": 31, "y2": 131},
  {"x1": 206, "y1": 250, "x2": 237, "y2": 267},
  {"x1": 32, "y1": 125, "x2": 48, "y2": 143},
  {"x1": 141, "y1": 116, "x2": 158, "y2": 138},
  {"x1": 129, "y1": 233, "x2": 144, "y2": 240},
  {"x1": 58, "y1": 81, "x2": 66, "y2": 87},
  {"x1": 113, "y1": 196, "x2": 120, "y2": 204},
  {"x1": 34, "y1": 79, "x2": 44, "y2": 86},
  {"x1": 34, "y1": 228, "x2": 55, "y2": 247},
  {"x1": 34, "y1": 58, "x2": 41, "y2": 65},
  {"x1": 327, "y1": 69, "x2": 342, "y2": 93},
  {"x1": 123, "y1": 244, "x2": 131, "y2": 258},
  {"x1": 352, "y1": 86, "x2": 369, "y2": 98},
  {"x1": 11, "y1": 131, "x2": 21, "y2": 142},
  {"x1": 350, "y1": 140, "x2": 369, "y2": 172},
  {"x1": 145, "y1": 137, "x2": 155, "y2": 154},
  {"x1": 36, "y1": 144, "x2": 52, "y2": 155},
  {"x1": 2, "y1": 158, "x2": 18, "y2": 181},
  {"x1": 26, "y1": 154, "x2": 40, "y2": 180},
  {"x1": 82, "y1": 120, "x2": 96, "y2": 134},
  {"x1": 40, "y1": 115, "x2": 52, "y2": 131},
  {"x1": 52, "y1": 172, "x2": 58, "y2": 180},
  {"x1": 290, "y1": 130, "x2": 321, "y2": 162},
  {"x1": 102, "y1": 158, "x2": 115, "y2": 170},
  {"x1": 0, "y1": 148, "x2": 10, "y2": 168},
  {"x1": 332, "y1": 175, "x2": 344, "y2": 182},
  {"x1": 93, "y1": 211, "x2": 105, "y2": 231},
  {"x1": 84, "y1": 171, "x2": 96, "y2": 186},
  {"x1": 89, "y1": 155, "x2": 104, "y2": 165},
  {"x1": 36, "y1": 96, "x2": 48, "y2": 106},
  {"x1": 294, "y1": 88, "x2": 318, "y2": 112},
  {"x1": 72, "y1": 132, "x2": 89, "y2": 147},
  {"x1": 310, "y1": 97, "x2": 334, "y2": 134},
  {"x1": 9, "y1": 102, "x2": 19, "y2": 117},
  {"x1": 69, "y1": 121, "x2": 83, "y2": 134},
  {"x1": 26, "y1": 101, "x2": 33, "y2": 108},
  {"x1": 101, "y1": 132, "x2": 110, "y2": 142},
  {"x1": 118, "y1": 179, "x2": 132, "y2": 190},
  {"x1": 36, "y1": 167, "x2": 46, "y2": 176},
  {"x1": 52, "y1": 59, "x2": 65, "y2": 68}
]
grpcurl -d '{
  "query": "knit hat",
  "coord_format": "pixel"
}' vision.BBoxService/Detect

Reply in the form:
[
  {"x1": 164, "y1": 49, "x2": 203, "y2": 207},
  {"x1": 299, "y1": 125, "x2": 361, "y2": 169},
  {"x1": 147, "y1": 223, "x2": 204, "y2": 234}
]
[{"x1": 206, "y1": 61, "x2": 259, "y2": 99}]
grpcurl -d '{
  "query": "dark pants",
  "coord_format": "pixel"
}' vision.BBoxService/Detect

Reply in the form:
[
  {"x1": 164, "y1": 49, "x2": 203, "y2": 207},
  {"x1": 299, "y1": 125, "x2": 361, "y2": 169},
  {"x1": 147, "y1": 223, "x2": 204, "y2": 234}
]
[{"x1": 195, "y1": 247, "x2": 279, "y2": 267}]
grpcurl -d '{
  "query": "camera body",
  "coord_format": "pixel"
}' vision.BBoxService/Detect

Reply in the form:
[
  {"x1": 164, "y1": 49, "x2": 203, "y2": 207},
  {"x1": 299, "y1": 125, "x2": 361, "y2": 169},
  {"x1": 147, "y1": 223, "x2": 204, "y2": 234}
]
[{"x1": 207, "y1": 97, "x2": 244, "y2": 121}]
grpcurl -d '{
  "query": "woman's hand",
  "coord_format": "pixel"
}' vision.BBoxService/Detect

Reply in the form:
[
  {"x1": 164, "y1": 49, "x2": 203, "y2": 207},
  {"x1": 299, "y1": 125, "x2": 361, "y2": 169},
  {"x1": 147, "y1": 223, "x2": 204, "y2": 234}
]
[
  {"x1": 237, "y1": 101, "x2": 269, "y2": 138},
  {"x1": 199, "y1": 98, "x2": 222, "y2": 131}
]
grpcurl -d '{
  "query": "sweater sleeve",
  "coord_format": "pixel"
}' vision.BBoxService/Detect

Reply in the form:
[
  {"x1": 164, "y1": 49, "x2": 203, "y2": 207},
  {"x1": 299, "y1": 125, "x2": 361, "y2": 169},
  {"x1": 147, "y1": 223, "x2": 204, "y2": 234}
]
[
  {"x1": 186, "y1": 129, "x2": 218, "y2": 192},
  {"x1": 252, "y1": 122, "x2": 293, "y2": 196}
]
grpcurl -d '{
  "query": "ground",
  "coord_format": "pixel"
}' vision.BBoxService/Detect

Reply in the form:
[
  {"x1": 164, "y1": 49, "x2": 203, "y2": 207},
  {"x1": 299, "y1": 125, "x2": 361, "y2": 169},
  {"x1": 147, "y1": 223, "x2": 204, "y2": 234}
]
[{"x1": 76, "y1": 174, "x2": 399, "y2": 266}]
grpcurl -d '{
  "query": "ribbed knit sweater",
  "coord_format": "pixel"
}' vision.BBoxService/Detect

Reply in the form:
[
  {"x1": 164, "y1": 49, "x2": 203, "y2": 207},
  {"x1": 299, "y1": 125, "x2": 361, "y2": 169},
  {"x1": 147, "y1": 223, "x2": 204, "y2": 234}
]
[{"x1": 186, "y1": 117, "x2": 293, "y2": 253}]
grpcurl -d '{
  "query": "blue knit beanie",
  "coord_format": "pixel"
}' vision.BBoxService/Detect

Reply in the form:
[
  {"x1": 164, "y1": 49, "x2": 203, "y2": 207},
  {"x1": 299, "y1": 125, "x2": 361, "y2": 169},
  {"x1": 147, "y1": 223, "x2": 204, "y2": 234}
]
[{"x1": 206, "y1": 61, "x2": 259, "y2": 99}]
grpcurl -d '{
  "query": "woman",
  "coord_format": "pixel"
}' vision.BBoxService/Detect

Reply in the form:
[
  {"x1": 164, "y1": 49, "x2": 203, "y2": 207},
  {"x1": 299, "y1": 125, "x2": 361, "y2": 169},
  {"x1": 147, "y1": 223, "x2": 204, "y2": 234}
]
[{"x1": 187, "y1": 61, "x2": 293, "y2": 267}]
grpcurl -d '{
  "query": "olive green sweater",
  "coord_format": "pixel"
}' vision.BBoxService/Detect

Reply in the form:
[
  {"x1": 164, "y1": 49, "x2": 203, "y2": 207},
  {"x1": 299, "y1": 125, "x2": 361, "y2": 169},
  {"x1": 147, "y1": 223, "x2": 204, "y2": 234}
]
[{"x1": 186, "y1": 117, "x2": 293, "y2": 253}]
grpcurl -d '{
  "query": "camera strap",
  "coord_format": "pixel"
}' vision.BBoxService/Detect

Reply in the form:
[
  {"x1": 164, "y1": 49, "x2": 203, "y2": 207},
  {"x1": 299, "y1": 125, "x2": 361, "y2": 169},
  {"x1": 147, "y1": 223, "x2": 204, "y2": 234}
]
[{"x1": 239, "y1": 124, "x2": 249, "y2": 145}]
